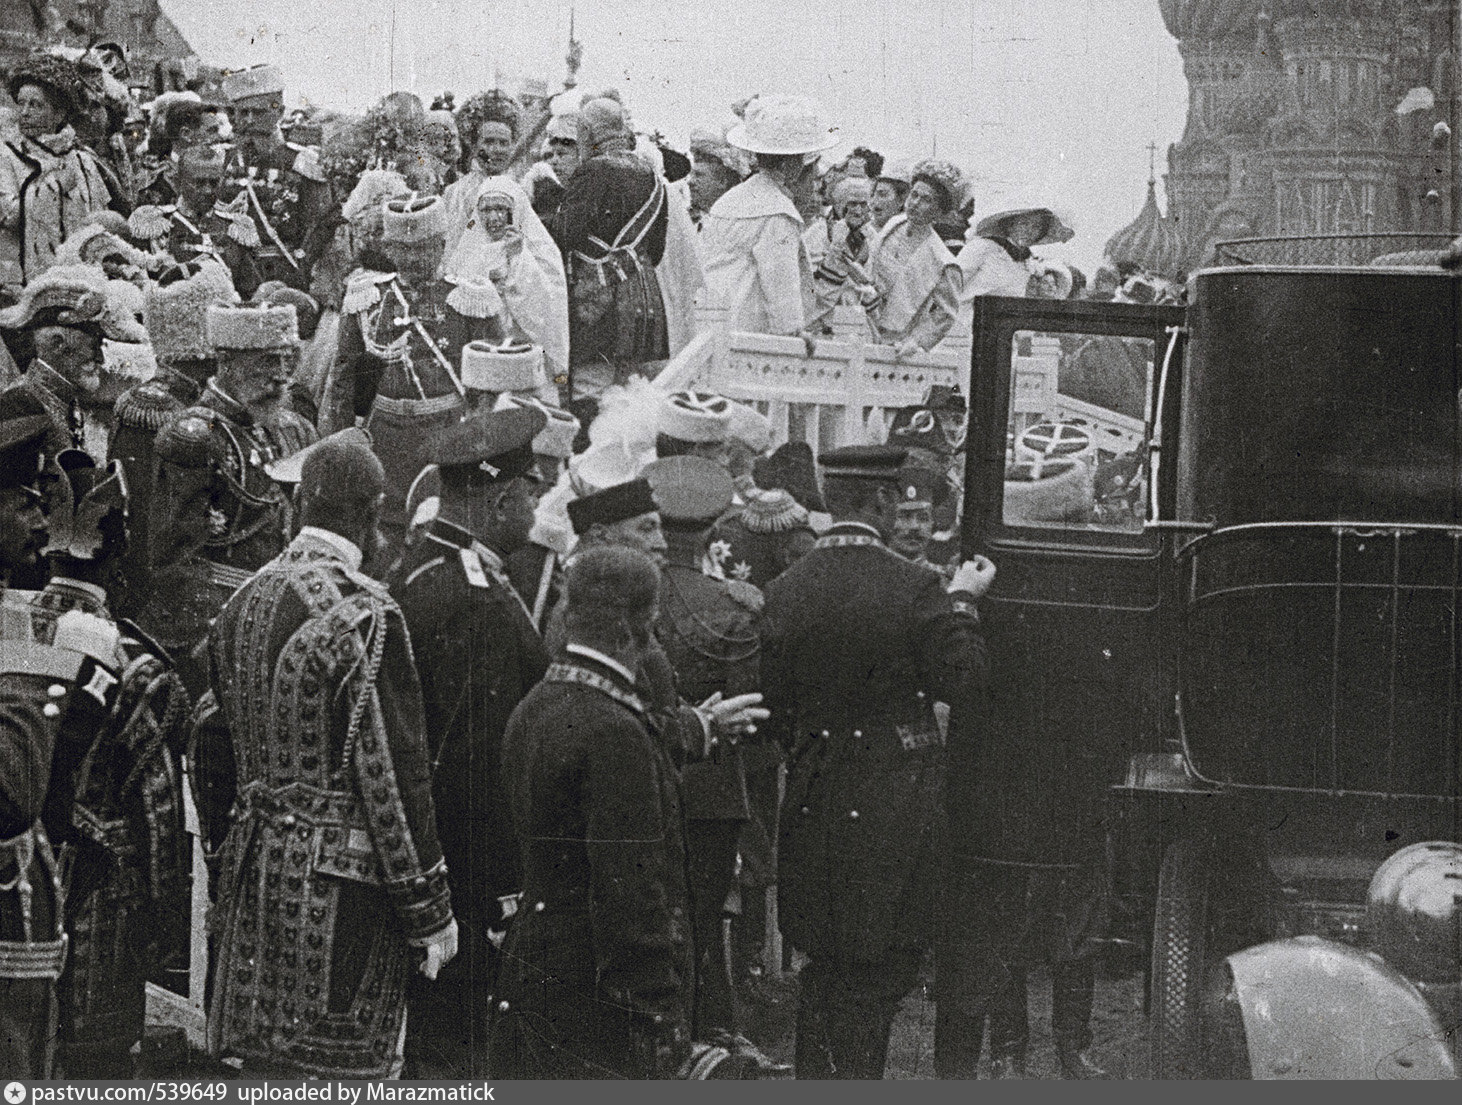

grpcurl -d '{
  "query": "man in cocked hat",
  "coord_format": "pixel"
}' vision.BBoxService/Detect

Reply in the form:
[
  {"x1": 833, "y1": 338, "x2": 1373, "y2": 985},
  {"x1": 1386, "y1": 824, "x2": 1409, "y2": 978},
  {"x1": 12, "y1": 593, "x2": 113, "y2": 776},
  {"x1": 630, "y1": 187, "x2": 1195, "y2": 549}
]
[{"x1": 387, "y1": 406, "x2": 552, "y2": 1077}]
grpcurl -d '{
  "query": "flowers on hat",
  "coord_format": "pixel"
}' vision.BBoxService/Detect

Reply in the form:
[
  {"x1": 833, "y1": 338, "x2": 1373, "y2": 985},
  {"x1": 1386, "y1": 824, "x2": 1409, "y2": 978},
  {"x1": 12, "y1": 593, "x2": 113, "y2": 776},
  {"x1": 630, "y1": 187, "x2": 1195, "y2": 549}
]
[
  {"x1": 910, "y1": 159, "x2": 969, "y2": 211},
  {"x1": 727, "y1": 94, "x2": 839, "y2": 158}
]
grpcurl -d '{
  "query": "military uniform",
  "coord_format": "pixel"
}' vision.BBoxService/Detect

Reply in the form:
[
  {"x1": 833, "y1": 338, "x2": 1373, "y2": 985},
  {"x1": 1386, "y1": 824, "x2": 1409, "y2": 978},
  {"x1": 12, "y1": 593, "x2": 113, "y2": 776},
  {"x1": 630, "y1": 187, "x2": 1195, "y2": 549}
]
[
  {"x1": 25, "y1": 578, "x2": 190, "y2": 1077},
  {"x1": 205, "y1": 528, "x2": 454, "y2": 1079},
  {"x1": 222, "y1": 141, "x2": 331, "y2": 289},
  {"x1": 490, "y1": 649, "x2": 694, "y2": 1078},
  {"x1": 391, "y1": 516, "x2": 548, "y2": 1075},
  {"x1": 131, "y1": 200, "x2": 264, "y2": 300},
  {"x1": 761, "y1": 457, "x2": 986, "y2": 1077},
  {"x1": 331, "y1": 268, "x2": 492, "y2": 546}
]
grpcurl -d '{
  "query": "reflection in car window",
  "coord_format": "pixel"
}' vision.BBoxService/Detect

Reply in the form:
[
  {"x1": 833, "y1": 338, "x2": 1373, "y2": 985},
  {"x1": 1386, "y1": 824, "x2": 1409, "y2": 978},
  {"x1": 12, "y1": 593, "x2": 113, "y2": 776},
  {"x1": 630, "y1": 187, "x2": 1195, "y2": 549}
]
[{"x1": 1002, "y1": 330, "x2": 1155, "y2": 534}]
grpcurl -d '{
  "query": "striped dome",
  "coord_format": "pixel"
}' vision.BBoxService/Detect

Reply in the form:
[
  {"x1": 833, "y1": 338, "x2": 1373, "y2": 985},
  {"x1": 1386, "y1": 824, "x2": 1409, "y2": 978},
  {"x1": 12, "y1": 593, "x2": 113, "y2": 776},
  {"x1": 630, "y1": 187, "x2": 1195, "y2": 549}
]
[{"x1": 1105, "y1": 180, "x2": 1184, "y2": 278}]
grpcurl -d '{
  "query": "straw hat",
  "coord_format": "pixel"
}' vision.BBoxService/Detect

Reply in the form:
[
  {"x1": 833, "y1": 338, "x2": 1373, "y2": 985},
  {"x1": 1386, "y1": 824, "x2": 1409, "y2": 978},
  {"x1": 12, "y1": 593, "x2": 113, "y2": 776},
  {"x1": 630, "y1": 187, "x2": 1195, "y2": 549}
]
[
  {"x1": 727, "y1": 95, "x2": 838, "y2": 157},
  {"x1": 974, "y1": 206, "x2": 1076, "y2": 245}
]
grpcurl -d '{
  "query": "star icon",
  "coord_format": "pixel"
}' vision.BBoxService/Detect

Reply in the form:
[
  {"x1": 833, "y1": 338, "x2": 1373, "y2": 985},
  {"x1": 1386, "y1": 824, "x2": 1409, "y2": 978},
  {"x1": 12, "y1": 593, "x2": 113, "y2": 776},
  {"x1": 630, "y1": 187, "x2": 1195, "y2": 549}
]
[{"x1": 6, "y1": 1081, "x2": 27, "y2": 1103}]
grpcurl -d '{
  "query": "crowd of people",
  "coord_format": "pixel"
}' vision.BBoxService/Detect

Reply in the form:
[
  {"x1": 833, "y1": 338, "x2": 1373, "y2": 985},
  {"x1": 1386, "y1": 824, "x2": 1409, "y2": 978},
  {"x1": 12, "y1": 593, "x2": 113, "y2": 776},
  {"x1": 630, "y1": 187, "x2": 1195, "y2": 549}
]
[{"x1": 0, "y1": 45, "x2": 1163, "y2": 1081}]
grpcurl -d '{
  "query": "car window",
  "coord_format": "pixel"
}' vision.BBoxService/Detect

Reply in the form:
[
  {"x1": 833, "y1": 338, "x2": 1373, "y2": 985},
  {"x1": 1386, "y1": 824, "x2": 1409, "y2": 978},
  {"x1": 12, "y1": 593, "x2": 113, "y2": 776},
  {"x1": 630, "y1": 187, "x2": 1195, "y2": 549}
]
[{"x1": 1001, "y1": 329, "x2": 1156, "y2": 535}]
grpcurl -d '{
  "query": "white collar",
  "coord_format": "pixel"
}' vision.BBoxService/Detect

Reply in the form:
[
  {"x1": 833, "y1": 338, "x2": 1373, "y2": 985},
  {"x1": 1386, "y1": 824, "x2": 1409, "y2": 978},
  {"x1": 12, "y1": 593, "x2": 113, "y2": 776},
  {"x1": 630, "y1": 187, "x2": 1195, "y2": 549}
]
[
  {"x1": 708, "y1": 172, "x2": 803, "y2": 225},
  {"x1": 298, "y1": 526, "x2": 364, "y2": 571},
  {"x1": 565, "y1": 642, "x2": 637, "y2": 686}
]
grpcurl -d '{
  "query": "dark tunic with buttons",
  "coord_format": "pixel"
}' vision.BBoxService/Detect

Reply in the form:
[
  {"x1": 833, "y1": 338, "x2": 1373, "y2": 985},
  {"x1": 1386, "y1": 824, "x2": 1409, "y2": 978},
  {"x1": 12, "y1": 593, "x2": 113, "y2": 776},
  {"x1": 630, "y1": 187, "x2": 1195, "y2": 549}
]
[
  {"x1": 388, "y1": 518, "x2": 548, "y2": 1073},
  {"x1": 761, "y1": 522, "x2": 986, "y2": 965},
  {"x1": 205, "y1": 530, "x2": 454, "y2": 1079},
  {"x1": 490, "y1": 651, "x2": 694, "y2": 1079}
]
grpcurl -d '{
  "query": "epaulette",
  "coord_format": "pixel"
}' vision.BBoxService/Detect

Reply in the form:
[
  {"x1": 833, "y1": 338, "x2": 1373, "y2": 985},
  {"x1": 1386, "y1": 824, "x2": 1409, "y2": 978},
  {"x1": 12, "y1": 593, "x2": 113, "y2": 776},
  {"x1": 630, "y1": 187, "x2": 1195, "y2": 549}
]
[
  {"x1": 724, "y1": 578, "x2": 765, "y2": 615},
  {"x1": 287, "y1": 144, "x2": 327, "y2": 183},
  {"x1": 342, "y1": 269, "x2": 395, "y2": 315},
  {"x1": 128, "y1": 204, "x2": 173, "y2": 242},
  {"x1": 444, "y1": 277, "x2": 503, "y2": 319},
  {"x1": 222, "y1": 210, "x2": 261, "y2": 249},
  {"x1": 115, "y1": 380, "x2": 183, "y2": 431}
]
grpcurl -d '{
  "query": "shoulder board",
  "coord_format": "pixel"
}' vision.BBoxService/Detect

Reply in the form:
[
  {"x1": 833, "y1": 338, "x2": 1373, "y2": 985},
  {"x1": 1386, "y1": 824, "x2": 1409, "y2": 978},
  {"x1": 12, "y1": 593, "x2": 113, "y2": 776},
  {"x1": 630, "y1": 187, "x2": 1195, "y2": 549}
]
[
  {"x1": 401, "y1": 555, "x2": 448, "y2": 590},
  {"x1": 460, "y1": 547, "x2": 491, "y2": 590},
  {"x1": 724, "y1": 578, "x2": 765, "y2": 614}
]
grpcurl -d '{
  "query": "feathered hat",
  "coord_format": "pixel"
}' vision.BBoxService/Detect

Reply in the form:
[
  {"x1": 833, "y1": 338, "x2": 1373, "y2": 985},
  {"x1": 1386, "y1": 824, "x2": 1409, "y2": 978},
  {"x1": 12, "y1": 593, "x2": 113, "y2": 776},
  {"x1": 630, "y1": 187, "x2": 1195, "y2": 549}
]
[
  {"x1": 910, "y1": 158, "x2": 969, "y2": 212},
  {"x1": 0, "y1": 264, "x2": 146, "y2": 342}
]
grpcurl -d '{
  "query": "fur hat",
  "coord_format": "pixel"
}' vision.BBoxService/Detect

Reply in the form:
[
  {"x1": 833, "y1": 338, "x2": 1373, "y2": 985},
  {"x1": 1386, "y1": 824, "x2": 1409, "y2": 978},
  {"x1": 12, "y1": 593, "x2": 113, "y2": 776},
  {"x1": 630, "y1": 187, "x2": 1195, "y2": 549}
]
[
  {"x1": 545, "y1": 112, "x2": 578, "y2": 142},
  {"x1": 221, "y1": 63, "x2": 284, "y2": 103},
  {"x1": 54, "y1": 223, "x2": 151, "y2": 272},
  {"x1": 145, "y1": 266, "x2": 238, "y2": 361},
  {"x1": 252, "y1": 284, "x2": 320, "y2": 340},
  {"x1": 1003, "y1": 457, "x2": 1094, "y2": 524},
  {"x1": 206, "y1": 304, "x2": 299, "y2": 353},
  {"x1": 6, "y1": 53, "x2": 81, "y2": 121},
  {"x1": 660, "y1": 391, "x2": 733, "y2": 444},
  {"x1": 381, "y1": 193, "x2": 446, "y2": 244},
  {"x1": 725, "y1": 400, "x2": 772, "y2": 455},
  {"x1": 342, "y1": 169, "x2": 409, "y2": 223},
  {"x1": 460, "y1": 340, "x2": 544, "y2": 393},
  {"x1": 910, "y1": 159, "x2": 969, "y2": 212},
  {"x1": 567, "y1": 477, "x2": 658, "y2": 536},
  {"x1": 0, "y1": 264, "x2": 145, "y2": 342}
]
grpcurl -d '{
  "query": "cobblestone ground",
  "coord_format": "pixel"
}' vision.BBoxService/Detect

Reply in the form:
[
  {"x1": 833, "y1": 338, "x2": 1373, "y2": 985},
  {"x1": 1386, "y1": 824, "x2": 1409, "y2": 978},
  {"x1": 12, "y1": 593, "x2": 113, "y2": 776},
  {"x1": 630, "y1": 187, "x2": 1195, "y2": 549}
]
[{"x1": 748, "y1": 960, "x2": 1151, "y2": 1080}]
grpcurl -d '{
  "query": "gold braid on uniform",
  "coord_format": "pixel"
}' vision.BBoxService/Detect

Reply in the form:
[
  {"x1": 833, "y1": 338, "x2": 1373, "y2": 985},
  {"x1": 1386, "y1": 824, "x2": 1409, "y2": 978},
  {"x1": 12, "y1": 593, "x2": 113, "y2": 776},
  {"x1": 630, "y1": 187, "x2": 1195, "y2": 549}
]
[{"x1": 657, "y1": 570, "x2": 759, "y2": 663}]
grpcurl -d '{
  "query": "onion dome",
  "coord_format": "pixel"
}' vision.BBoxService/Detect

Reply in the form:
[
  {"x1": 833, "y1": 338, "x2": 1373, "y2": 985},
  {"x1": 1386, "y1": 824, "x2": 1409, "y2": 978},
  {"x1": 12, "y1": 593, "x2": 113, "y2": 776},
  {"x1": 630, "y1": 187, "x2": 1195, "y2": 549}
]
[
  {"x1": 1159, "y1": 0, "x2": 1269, "y2": 40},
  {"x1": 1105, "y1": 179, "x2": 1184, "y2": 278}
]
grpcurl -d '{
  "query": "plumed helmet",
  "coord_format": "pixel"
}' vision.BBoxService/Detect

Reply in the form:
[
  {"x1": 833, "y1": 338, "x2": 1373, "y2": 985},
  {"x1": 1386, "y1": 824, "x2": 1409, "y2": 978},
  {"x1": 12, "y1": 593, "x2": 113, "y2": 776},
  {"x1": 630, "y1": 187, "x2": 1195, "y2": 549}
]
[{"x1": 1365, "y1": 841, "x2": 1462, "y2": 984}]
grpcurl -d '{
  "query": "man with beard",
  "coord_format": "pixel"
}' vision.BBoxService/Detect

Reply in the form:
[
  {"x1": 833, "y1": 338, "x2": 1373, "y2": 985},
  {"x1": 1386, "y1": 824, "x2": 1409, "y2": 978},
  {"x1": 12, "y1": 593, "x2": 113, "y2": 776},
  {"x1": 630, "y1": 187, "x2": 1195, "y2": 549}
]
[
  {"x1": 0, "y1": 409, "x2": 68, "y2": 1078},
  {"x1": 204, "y1": 435, "x2": 458, "y2": 1078},
  {"x1": 220, "y1": 64, "x2": 331, "y2": 289},
  {"x1": 388, "y1": 406, "x2": 551, "y2": 1077},
  {"x1": 172, "y1": 302, "x2": 315, "y2": 578},
  {"x1": 0, "y1": 265, "x2": 150, "y2": 463}
]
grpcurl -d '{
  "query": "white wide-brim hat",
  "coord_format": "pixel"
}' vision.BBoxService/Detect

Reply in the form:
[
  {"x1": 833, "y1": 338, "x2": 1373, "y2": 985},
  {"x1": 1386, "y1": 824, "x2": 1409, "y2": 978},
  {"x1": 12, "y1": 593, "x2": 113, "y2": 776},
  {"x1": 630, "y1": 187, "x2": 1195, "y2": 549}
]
[
  {"x1": 974, "y1": 206, "x2": 1076, "y2": 245},
  {"x1": 727, "y1": 94, "x2": 839, "y2": 156}
]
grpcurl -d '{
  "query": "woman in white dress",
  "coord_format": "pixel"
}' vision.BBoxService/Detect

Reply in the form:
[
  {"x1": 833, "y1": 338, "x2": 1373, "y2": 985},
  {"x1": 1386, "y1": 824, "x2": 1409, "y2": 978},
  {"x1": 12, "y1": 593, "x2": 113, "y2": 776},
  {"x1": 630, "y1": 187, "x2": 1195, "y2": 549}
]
[{"x1": 441, "y1": 174, "x2": 569, "y2": 399}]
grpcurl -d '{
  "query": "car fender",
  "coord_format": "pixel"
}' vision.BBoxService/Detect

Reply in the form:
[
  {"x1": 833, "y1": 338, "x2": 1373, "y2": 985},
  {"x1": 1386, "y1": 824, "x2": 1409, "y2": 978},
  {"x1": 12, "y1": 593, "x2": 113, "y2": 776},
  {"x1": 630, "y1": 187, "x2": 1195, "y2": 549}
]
[{"x1": 1226, "y1": 935, "x2": 1456, "y2": 1079}]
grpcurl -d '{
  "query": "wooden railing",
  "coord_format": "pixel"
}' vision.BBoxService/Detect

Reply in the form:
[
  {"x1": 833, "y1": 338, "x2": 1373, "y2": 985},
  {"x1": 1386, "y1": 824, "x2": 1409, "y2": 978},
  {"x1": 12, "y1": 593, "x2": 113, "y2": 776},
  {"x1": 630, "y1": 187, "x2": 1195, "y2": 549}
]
[{"x1": 655, "y1": 304, "x2": 970, "y2": 450}]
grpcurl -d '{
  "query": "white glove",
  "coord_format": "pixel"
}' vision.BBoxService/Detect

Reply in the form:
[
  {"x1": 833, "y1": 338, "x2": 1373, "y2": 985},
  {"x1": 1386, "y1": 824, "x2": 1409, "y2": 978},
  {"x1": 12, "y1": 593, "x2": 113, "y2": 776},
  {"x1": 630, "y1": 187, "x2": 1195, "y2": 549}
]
[
  {"x1": 949, "y1": 555, "x2": 996, "y2": 600},
  {"x1": 417, "y1": 917, "x2": 459, "y2": 980},
  {"x1": 53, "y1": 609, "x2": 120, "y2": 666},
  {"x1": 523, "y1": 160, "x2": 560, "y2": 188},
  {"x1": 697, "y1": 691, "x2": 770, "y2": 743}
]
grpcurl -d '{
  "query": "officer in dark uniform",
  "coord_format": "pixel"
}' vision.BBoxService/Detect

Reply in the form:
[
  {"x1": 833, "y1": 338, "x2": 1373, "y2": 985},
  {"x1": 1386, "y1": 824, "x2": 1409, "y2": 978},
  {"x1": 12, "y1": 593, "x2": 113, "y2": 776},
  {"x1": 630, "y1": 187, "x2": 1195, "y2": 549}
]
[
  {"x1": 642, "y1": 455, "x2": 760, "y2": 1038},
  {"x1": 219, "y1": 64, "x2": 332, "y2": 289},
  {"x1": 388, "y1": 406, "x2": 551, "y2": 1077},
  {"x1": 0, "y1": 414, "x2": 99, "y2": 1077},
  {"x1": 760, "y1": 444, "x2": 992, "y2": 1079}
]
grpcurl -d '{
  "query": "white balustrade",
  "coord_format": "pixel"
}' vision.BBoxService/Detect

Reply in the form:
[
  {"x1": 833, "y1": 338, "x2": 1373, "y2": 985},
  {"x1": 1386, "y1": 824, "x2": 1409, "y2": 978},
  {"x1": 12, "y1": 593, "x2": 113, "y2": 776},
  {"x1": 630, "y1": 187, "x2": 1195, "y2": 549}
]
[{"x1": 656, "y1": 304, "x2": 970, "y2": 451}]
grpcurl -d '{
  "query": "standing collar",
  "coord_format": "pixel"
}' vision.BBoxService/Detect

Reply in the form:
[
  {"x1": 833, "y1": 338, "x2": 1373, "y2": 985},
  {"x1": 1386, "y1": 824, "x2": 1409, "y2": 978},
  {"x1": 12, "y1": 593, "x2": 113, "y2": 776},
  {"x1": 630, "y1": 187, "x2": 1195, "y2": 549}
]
[
  {"x1": 564, "y1": 642, "x2": 638, "y2": 686},
  {"x1": 423, "y1": 517, "x2": 507, "y2": 574},
  {"x1": 815, "y1": 521, "x2": 886, "y2": 551},
  {"x1": 296, "y1": 526, "x2": 364, "y2": 571}
]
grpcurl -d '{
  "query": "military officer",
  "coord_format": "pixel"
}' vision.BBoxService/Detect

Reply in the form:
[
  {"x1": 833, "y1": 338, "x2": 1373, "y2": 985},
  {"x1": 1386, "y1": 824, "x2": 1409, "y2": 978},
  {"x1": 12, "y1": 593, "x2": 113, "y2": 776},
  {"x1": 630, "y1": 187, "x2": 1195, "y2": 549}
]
[
  {"x1": 388, "y1": 406, "x2": 551, "y2": 1077},
  {"x1": 330, "y1": 194, "x2": 499, "y2": 554},
  {"x1": 0, "y1": 414, "x2": 92, "y2": 1077},
  {"x1": 643, "y1": 455, "x2": 760, "y2": 1038},
  {"x1": 760, "y1": 444, "x2": 993, "y2": 1079},
  {"x1": 27, "y1": 451, "x2": 191, "y2": 1077},
  {"x1": 171, "y1": 303, "x2": 315, "y2": 575},
  {"x1": 0, "y1": 266, "x2": 149, "y2": 463},
  {"x1": 219, "y1": 64, "x2": 332, "y2": 289},
  {"x1": 129, "y1": 145, "x2": 263, "y2": 299}
]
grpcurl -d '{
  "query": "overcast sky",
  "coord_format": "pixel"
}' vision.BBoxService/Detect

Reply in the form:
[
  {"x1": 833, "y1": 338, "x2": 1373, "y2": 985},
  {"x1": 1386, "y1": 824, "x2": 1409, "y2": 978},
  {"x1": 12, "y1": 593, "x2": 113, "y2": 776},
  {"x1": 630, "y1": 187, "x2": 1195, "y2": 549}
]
[{"x1": 162, "y1": 0, "x2": 1188, "y2": 272}]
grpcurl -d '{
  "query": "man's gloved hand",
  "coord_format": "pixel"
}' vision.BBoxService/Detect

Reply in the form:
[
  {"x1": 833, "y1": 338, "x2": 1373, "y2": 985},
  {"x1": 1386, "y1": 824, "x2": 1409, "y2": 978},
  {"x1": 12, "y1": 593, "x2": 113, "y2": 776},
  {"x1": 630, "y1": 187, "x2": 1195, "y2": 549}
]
[
  {"x1": 417, "y1": 917, "x2": 459, "y2": 980},
  {"x1": 949, "y1": 554, "x2": 997, "y2": 600},
  {"x1": 697, "y1": 691, "x2": 770, "y2": 744}
]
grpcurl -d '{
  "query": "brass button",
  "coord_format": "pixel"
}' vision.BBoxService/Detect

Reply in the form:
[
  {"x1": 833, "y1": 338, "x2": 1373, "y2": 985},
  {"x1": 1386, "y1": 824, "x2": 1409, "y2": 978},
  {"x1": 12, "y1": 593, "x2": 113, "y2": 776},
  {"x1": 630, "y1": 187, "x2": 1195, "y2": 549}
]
[
  {"x1": 46, "y1": 684, "x2": 65, "y2": 698},
  {"x1": 853, "y1": 730, "x2": 863, "y2": 738},
  {"x1": 534, "y1": 901, "x2": 545, "y2": 912},
  {"x1": 850, "y1": 810, "x2": 860, "y2": 819},
  {"x1": 281, "y1": 814, "x2": 297, "y2": 828},
  {"x1": 497, "y1": 1000, "x2": 510, "y2": 1013},
  {"x1": 42, "y1": 703, "x2": 60, "y2": 718}
]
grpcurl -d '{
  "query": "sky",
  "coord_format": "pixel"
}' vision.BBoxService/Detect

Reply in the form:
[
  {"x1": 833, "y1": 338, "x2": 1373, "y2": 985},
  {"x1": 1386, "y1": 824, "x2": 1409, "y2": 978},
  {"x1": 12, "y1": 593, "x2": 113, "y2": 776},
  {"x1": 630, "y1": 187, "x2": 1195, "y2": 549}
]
[{"x1": 161, "y1": 0, "x2": 1189, "y2": 273}]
